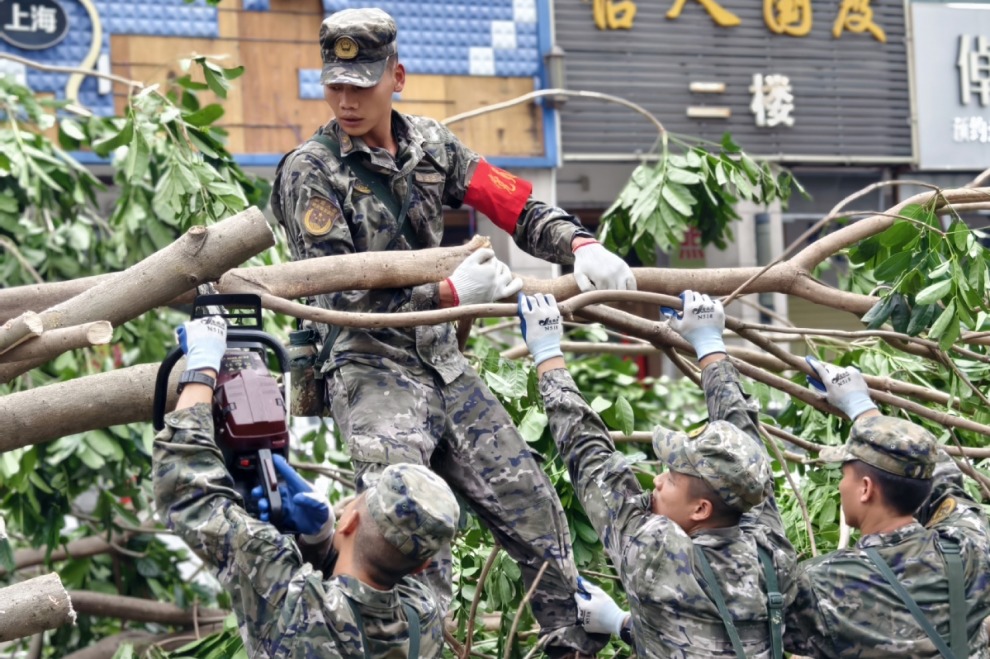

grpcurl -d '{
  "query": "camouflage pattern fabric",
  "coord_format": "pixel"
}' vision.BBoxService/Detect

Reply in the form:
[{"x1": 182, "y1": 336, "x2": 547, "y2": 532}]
[
  {"x1": 652, "y1": 420, "x2": 772, "y2": 512},
  {"x1": 330, "y1": 360, "x2": 604, "y2": 653},
  {"x1": 784, "y1": 450, "x2": 990, "y2": 658},
  {"x1": 818, "y1": 414, "x2": 939, "y2": 479},
  {"x1": 320, "y1": 8, "x2": 398, "y2": 88},
  {"x1": 271, "y1": 111, "x2": 604, "y2": 654},
  {"x1": 152, "y1": 404, "x2": 445, "y2": 659},
  {"x1": 539, "y1": 360, "x2": 797, "y2": 658},
  {"x1": 366, "y1": 463, "x2": 459, "y2": 562}
]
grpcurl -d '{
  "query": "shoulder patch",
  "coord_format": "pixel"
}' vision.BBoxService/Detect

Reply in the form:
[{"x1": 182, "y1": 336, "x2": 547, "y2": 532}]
[
  {"x1": 926, "y1": 497, "x2": 956, "y2": 528},
  {"x1": 302, "y1": 197, "x2": 340, "y2": 237},
  {"x1": 353, "y1": 182, "x2": 372, "y2": 195}
]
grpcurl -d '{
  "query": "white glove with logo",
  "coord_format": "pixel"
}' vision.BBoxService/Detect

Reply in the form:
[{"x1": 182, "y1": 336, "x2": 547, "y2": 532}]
[
  {"x1": 446, "y1": 248, "x2": 523, "y2": 306},
  {"x1": 661, "y1": 290, "x2": 726, "y2": 360},
  {"x1": 176, "y1": 316, "x2": 227, "y2": 372},
  {"x1": 573, "y1": 241, "x2": 637, "y2": 292},
  {"x1": 575, "y1": 577, "x2": 628, "y2": 636},
  {"x1": 517, "y1": 293, "x2": 564, "y2": 366},
  {"x1": 806, "y1": 357, "x2": 878, "y2": 420}
]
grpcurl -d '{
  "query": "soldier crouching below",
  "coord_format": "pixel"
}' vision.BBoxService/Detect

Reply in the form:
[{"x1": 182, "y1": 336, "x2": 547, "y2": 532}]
[
  {"x1": 784, "y1": 358, "x2": 990, "y2": 658},
  {"x1": 152, "y1": 317, "x2": 459, "y2": 658},
  {"x1": 517, "y1": 291, "x2": 797, "y2": 658}
]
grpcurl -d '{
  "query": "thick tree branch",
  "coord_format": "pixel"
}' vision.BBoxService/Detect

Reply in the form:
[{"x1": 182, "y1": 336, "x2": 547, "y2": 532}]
[
  {"x1": 0, "y1": 312, "x2": 43, "y2": 357},
  {"x1": 67, "y1": 591, "x2": 228, "y2": 626},
  {"x1": 0, "y1": 533, "x2": 137, "y2": 578},
  {"x1": 0, "y1": 574, "x2": 75, "y2": 643},
  {"x1": 0, "y1": 322, "x2": 113, "y2": 384}
]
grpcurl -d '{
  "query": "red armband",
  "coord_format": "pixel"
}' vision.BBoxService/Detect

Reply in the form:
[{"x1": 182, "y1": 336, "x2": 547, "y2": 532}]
[{"x1": 463, "y1": 160, "x2": 533, "y2": 235}]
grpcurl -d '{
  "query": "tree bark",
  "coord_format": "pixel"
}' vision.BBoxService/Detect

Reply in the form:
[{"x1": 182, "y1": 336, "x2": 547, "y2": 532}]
[
  {"x1": 0, "y1": 573, "x2": 75, "y2": 643},
  {"x1": 0, "y1": 533, "x2": 135, "y2": 578},
  {"x1": 0, "y1": 312, "x2": 43, "y2": 356},
  {"x1": 67, "y1": 591, "x2": 228, "y2": 626},
  {"x1": 0, "y1": 363, "x2": 181, "y2": 452},
  {"x1": 0, "y1": 206, "x2": 274, "y2": 334},
  {"x1": 0, "y1": 322, "x2": 113, "y2": 384}
]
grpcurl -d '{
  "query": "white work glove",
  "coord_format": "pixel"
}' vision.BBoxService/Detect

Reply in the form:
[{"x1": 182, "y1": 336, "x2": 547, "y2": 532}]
[
  {"x1": 517, "y1": 293, "x2": 563, "y2": 366},
  {"x1": 575, "y1": 577, "x2": 628, "y2": 636},
  {"x1": 573, "y1": 241, "x2": 637, "y2": 292},
  {"x1": 253, "y1": 455, "x2": 336, "y2": 544},
  {"x1": 661, "y1": 290, "x2": 725, "y2": 360},
  {"x1": 176, "y1": 316, "x2": 227, "y2": 372},
  {"x1": 446, "y1": 248, "x2": 523, "y2": 306},
  {"x1": 806, "y1": 357, "x2": 878, "y2": 420}
]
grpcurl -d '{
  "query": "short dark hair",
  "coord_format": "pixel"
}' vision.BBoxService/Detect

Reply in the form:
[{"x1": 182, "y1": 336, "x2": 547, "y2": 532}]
[
  {"x1": 682, "y1": 473, "x2": 743, "y2": 527},
  {"x1": 849, "y1": 460, "x2": 933, "y2": 516},
  {"x1": 353, "y1": 494, "x2": 423, "y2": 585}
]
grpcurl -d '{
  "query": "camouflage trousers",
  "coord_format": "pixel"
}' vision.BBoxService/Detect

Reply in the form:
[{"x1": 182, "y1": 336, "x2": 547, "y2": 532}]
[{"x1": 327, "y1": 359, "x2": 607, "y2": 656}]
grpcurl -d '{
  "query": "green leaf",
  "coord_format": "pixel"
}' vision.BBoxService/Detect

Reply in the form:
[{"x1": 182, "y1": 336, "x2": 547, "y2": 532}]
[
  {"x1": 517, "y1": 407, "x2": 548, "y2": 443},
  {"x1": 929, "y1": 299, "x2": 956, "y2": 340},
  {"x1": 878, "y1": 221, "x2": 917, "y2": 250},
  {"x1": 575, "y1": 520, "x2": 599, "y2": 543},
  {"x1": 661, "y1": 182, "x2": 694, "y2": 216},
  {"x1": 92, "y1": 119, "x2": 134, "y2": 157},
  {"x1": 666, "y1": 167, "x2": 703, "y2": 185},
  {"x1": 861, "y1": 296, "x2": 893, "y2": 329},
  {"x1": 915, "y1": 279, "x2": 953, "y2": 306},
  {"x1": 614, "y1": 396, "x2": 635, "y2": 435},
  {"x1": 222, "y1": 65, "x2": 246, "y2": 80},
  {"x1": 874, "y1": 251, "x2": 913, "y2": 281},
  {"x1": 720, "y1": 132, "x2": 741, "y2": 153},
  {"x1": 906, "y1": 304, "x2": 937, "y2": 336},
  {"x1": 590, "y1": 396, "x2": 612, "y2": 414},
  {"x1": 184, "y1": 104, "x2": 225, "y2": 127},
  {"x1": 60, "y1": 118, "x2": 86, "y2": 141},
  {"x1": 202, "y1": 66, "x2": 229, "y2": 99}
]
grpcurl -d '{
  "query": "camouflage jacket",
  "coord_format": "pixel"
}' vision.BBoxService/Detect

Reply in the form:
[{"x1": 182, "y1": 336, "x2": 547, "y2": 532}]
[
  {"x1": 784, "y1": 452, "x2": 990, "y2": 658},
  {"x1": 271, "y1": 112, "x2": 590, "y2": 384},
  {"x1": 539, "y1": 360, "x2": 797, "y2": 658},
  {"x1": 152, "y1": 404, "x2": 445, "y2": 659}
]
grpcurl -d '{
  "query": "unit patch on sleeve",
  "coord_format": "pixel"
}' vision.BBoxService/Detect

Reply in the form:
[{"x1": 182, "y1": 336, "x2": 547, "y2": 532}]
[{"x1": 302, "y1": 196, "x2": 341, "y2": 236}]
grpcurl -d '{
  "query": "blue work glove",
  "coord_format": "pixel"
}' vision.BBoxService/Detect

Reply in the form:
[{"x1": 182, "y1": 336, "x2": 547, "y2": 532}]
[
  {"x1": 806, "y1": 356, "x2": 877, "y2": 421},
  {"x1": 660, "y1": 290, "x2": 725, "y2": 360},
  {"x1": 573, "y1": 241, "x2": 637, "y2": 292},
  {"x1": 575, "y1": 577, "x2": 628, "y2": 636},
  {"x1": 176, "y1": 316, "x2": 227, "y2": 373},
  {"x1": 517, "y1": 292, "x2": 564, "y2": 366},
  {"x1": 252, "y1": 454, "x2": 335, "y2": 543}
]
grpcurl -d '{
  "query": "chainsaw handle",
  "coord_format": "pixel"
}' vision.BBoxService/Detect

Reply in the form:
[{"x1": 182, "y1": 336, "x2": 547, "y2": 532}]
[
  {"x1": 153, "y1": 346, "x2": 185, "y2": 431},
  {"x1": 256, "y1": 449, "x2": 283, "y2": 525}
]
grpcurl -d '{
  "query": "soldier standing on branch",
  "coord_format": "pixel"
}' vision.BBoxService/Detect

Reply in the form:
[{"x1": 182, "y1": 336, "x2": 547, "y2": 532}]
[
  {"x1": 517, "y1": 290, "x2": 797, "y2": 658},
  {"x1": 784, "y1": 359, "x2": 990, "y2": 658},
  {"x1": 271, "y1": 7, "x2": 635, "y2": 656},
  {"x1": 153, "y1": 317, "x2": 461, "y2": 658}
]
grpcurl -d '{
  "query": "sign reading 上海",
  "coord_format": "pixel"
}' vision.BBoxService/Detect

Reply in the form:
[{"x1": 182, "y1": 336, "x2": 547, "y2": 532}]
[
  {"x1": 912, "y1": 3, "x2": 990, "y2": 170},
  {"x1": 557, "y1": 0, "x2": 911, "y2": 162},
  {"x1": 0, "y1": 0, "x2": 69, "y2": 50}
]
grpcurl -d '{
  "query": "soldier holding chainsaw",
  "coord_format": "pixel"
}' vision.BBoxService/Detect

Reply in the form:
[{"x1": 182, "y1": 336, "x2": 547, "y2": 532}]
[
  {"x1": 153, "y1": 317, "x2": 459, "y2": 658},
  {"x1": 271, "y1": 7, "x2": 634, "y2": 655}
]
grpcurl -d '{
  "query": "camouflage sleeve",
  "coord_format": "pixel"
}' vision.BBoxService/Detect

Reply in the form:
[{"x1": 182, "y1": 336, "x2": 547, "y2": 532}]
[
  {"x1": 274, "y1": 150, "x2": 439, "y2": 314},
  {"x1": 434, "y1": 125, "x2": 588, "y2": 264},
  {"x1": 152, "y1": 404, "x2": 339, "y2": 651},
  {"x1": 539, "y1": 368, "x2": 656, "y2": 568},
  {"x1": 701, "y1": 360, "x2": 789, "y2": 541},
  {"x1": 782, "y1": 561, "x2": 834, "y2": 656},
  {"x1": 916, "y1": 450, "x2": 970, "y2": 527}
]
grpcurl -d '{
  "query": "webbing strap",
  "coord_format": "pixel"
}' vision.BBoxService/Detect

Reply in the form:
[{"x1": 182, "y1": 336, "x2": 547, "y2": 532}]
[
  {"x1": 865, "y1": 547, "x2": 958, "y2": 659},
  {"x1": 343, "y1": 597, "x2": 421, "y2": 659},
  {"x1": 694, "y1": 546, "x2": 747, "y2": 658},
  {"x1": 757, "y1": 546, "x2": 784, "y2": 659},
  {"x1": 939, "y1": 538, "x2": 968, "y2": 659}
]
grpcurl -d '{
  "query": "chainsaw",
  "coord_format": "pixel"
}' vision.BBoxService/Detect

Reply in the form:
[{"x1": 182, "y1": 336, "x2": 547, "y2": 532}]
[{"x1": 153, "y1": 294, "x2": 292, "y2": 524}]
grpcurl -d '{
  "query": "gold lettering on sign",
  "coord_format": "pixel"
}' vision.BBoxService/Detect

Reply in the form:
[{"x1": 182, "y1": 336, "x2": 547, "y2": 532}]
[
  {"x1": 593, "y1": 0, "x2": 637, "y2": 30},
  {"x1": 764, "y1": 0, "x2": 812, "y2": 37},
  {"x1": 666, "y1": 0, "x2": 741, "y2": 28},
  {"x1": 833, "y1": 0, "x2": 886, "y2": 43}
]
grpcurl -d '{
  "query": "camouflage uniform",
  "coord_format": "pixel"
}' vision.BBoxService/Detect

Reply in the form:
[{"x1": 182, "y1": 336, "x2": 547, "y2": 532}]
[
  {"x1": 784, "y1": 416, "x2": 990, "y2": 658},
  {"x1": 539, "y1": 359, "x2": 797, "y2": 658},
  {"x1": 153, "y1": 404, "x2": 460, "y2": 659},
  {"x1": 270, "y1": 9, "x2": 603, "y2": 654}
]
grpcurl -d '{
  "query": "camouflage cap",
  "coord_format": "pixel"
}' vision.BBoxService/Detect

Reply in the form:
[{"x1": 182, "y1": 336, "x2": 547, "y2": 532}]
[
  {"x1": 652, "y1": 421, "x2": 771, "y2": 512},
  {"x1": 819, "y1": 415, "x2": 937, "y2": 479},
  {"x1": 319, "y1": 8, "x2": 397, "y2": 88},
  {"x1": 366, "y1": 464, "x2": 460, "y2": 562}
]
